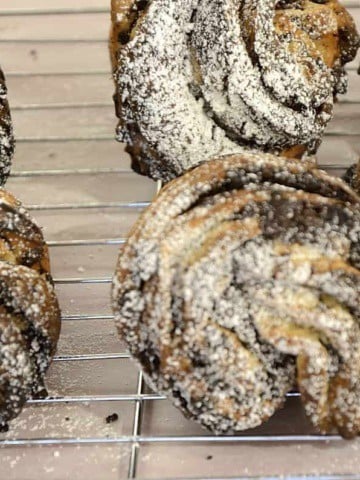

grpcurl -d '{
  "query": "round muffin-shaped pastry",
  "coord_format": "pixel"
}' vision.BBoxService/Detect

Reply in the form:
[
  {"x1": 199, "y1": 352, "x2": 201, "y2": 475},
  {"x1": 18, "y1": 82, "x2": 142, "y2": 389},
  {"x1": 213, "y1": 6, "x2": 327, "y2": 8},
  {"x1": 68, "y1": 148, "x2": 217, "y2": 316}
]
[
  {"x1": 110, "y1": 0, "x2": 359, "y2": 182},
  {"x1": 0, "y1": 190, "x2": 61, "y2": 431},
  {"x1": 113, "y1": 152, "x2": 360, "y2": 438},
  {"x1": 0, "y1": 68, "x2": 14, "y2": 185}
]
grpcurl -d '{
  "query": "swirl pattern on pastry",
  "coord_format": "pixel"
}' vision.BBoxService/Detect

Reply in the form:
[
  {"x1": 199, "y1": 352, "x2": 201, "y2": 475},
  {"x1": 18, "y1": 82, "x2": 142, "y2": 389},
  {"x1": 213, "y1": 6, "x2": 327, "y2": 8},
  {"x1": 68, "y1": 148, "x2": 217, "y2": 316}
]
[
  {"x1": 0, "y1": 190, "x2": 61, "y2": 431},
  {"x1": 113, "y1": 152, "x2": 360, "y2": 438},
  {"x1": 111, "y1": 0, "x2": 359, "y2": 181},
  {"x1": 0, "y1": 69, "x2": 14, "y2": 185}
]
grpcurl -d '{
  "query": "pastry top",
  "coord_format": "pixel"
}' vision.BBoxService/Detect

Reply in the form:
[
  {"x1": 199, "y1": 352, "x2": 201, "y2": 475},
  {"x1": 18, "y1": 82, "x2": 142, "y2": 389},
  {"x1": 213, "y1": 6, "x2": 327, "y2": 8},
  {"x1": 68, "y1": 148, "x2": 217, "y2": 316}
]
[
  {"x1": 0, "y1": 190, "x2": 60, "y2": 431},
  {"x1": 0, "y1": 265, "x2": 60, "y2": 431},
  {"x1": 0, "y1": 69, "x2": 14, "y2": 185},
  {"x1": 113, "y1": 152, "x2": 360, "y2": 438},
  {"x1": 111, "y1": 0, "x2": 359, "y2": 181},
  {"x1": 0, "y1": 189, "x2": 51, "y2": 276}
]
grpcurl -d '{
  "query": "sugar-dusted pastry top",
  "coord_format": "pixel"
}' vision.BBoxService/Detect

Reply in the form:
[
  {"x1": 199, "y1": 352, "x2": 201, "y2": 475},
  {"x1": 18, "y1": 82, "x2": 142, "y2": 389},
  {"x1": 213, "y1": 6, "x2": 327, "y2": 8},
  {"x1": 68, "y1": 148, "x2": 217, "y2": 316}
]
[
  {"x1": 111, "y1": 0, "x2": 359, "y2": 181},
  {"x1": 0, "y1": 68, "x2": 14, "y2": 185},
  {"x1": 0, "y1": 190, "x2": 61, "y2": 431},
  {"x1": 113, "y1": 152, "x2": 360, "y2": 438}
]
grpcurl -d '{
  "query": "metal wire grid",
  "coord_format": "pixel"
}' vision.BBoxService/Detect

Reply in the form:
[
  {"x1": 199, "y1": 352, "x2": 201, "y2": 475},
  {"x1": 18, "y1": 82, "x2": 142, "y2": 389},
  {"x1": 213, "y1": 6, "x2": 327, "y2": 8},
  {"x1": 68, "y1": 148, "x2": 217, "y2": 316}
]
[{"x1": 0, "y1": 3, "x2": 359, "y2": 480}]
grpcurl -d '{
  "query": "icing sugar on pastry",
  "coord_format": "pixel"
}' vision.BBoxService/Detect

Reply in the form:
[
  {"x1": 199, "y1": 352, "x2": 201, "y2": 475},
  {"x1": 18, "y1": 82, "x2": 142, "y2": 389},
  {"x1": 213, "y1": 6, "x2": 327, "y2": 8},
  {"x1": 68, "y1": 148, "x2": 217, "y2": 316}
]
[
  {"x1": 112, "y1": 152, "x2": 360, "y2": 438},
  {"x1": 0, "y1": 68, "x2": 14, "y2": 185},
  {"x1": 0, "y1": 190, "x2": 61, "y2": 431},
  {"x1": 111, "y1": 0, "x2": 359, "y2": 181}
]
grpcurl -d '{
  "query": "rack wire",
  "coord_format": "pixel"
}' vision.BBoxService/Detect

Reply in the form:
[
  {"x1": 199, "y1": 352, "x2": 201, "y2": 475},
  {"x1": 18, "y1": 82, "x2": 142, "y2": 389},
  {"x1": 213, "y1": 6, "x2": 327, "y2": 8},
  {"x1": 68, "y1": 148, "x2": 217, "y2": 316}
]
[{"x1": 0, "y1": 2, "x2": 360, "y2": 479}]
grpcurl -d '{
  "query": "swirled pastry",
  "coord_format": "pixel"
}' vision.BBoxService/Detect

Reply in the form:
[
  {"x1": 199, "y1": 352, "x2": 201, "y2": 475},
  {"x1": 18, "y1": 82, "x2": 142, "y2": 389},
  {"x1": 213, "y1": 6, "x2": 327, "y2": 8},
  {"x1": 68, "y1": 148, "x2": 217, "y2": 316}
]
[
  {"x1": 113, "y1": 152, "x2": 360, "y2": 438},
  {"x1": 111, "y1": 0, "x2": 359, "y2": 181},
  {"x1": 0, "y1": 190, "x2": 61, "y2": 431},
  {"x1": 0, "y1": 68, "x2": 14, "y2": 185}
]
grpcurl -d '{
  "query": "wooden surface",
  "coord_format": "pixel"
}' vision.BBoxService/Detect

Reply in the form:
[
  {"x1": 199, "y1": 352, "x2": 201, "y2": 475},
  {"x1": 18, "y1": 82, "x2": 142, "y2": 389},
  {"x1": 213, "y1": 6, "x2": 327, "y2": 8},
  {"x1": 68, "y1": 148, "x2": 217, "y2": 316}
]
[{"x1": 0, "y1": 2, "x2": 359, "y2": 479}]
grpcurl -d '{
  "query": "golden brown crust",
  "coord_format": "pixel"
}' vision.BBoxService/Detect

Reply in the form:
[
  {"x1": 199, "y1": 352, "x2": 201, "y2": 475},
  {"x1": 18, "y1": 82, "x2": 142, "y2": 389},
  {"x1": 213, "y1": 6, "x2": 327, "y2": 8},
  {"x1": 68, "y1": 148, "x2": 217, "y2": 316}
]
[
  {"x1": 110, "y1": 0, "x2": 149, "y2": 71},
  {"x1": 0, "y1": 190, "x2": 61, "y2": 431},
  {"x1": 273, "y1": 0, "x2": 359, "y2": 69},
  {"x1": 113, "y1": 152, "x2": 360, "y2": 438},
  {"x1": 110, "y1": 0, "x2": 359, "y2": 181},
  {"x1": 0, "y1": 189, "x2": 51, "y2": 276}
]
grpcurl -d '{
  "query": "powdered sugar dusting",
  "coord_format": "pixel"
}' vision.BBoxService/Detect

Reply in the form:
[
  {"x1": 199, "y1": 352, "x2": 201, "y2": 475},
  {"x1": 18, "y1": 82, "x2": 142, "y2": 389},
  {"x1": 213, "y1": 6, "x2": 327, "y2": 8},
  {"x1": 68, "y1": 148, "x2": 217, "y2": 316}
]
[
  {"x1": 112, "y1": 153, "x2": 360, "y2": 437},
  {"x1": 112, "y1": 0, "x2": 359, "y2": 181},
  {"x1": 0, "y1": 68, "x2": 14, "y2": 185},
  {"x1": 0, "y1": 191, "x2": 61, "y2": 431}
]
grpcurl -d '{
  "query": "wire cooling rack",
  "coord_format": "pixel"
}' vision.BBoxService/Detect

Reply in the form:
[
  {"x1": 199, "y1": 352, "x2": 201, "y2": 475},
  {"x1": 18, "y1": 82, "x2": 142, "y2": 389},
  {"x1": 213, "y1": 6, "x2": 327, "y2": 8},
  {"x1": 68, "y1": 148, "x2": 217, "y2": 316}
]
[{"x1": 0, "y1": 1, "x2": 360, "y2": 479}]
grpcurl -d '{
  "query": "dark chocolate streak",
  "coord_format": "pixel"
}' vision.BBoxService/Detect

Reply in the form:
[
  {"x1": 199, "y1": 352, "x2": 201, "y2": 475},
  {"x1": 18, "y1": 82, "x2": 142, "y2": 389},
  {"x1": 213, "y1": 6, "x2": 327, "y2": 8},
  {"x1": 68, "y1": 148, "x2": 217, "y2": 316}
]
[
  {"x1": 113, "y1": 154, "x2": 360, "y2": 437},
  {"x1": 0, "y1": 194, "x2": 60, "y2": 430},
  {"x1": 0, "y1": 68, "x2": 14, "y2": 186},
  {"x1": 112, "y1": 0, "x2": 359, "y2": 181},
  {"x1": 0, "y1": 274, "x2": 54, "y2": 429}
]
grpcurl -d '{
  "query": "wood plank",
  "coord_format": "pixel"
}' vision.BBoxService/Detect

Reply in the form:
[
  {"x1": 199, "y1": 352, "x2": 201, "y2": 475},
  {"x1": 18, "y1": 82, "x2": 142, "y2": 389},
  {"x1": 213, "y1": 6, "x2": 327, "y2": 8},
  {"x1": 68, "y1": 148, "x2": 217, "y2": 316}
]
[
  {"x1": 0, "y1": 0, "x2": 108, "y2": 9},
  {"x1": 0, "y1": 445, "x2": 130, "y2": 480},
  {"x1": 327, "y1": 103, "x2": 360, "y2": 135},
  {"x1": 11, "y1": 106, "x2": 114, "y2": 138},
  {"x1": 58, "y1": 318, "x2": 124, "y2": 356},
  {"x1": 137, "y1": 439, "x2": 360, "y2": 480},
  {"x1": 52, "y1": 244, "x2": 119, "y2": 278},
  {"x1": 318, "y1": 136, "x2": 360, "y2": 167},
  {"x1": 11, "y1": 140, "x2": 128, "y2": 171},
  {"x1": 342, "y1": 71, "x2": 360, "y2": 103},
  {"x1": 49, "y1": 244, "x2": 120, "y2": 279},
  {"x1": 347, "y1": 7, "x2": 360, "y2": 25},
  {"x1": 7, "y1": 73, "x2": 113, "y2": 107},
  {"x1": 0, "y1": 13, "x2": 109, "y2": 41},
  {"x1": 1, "y1": 400, "x2": 134, "y2": 440},
  {"x1": 30, "y1": 208, "x2": 145, "y2": 241},
  {"x1": 55, "y1": 282, "x2": 113, "y2": 316},
  {"x1": 6, "y1": 172, "x2": 155, "y2": 205},
  {"x1": 46, "y1": 358, "x2": 138, "y2": 396},
  {"x1": 0, "y1": 43, "x2": 111, "y2": 74}
]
